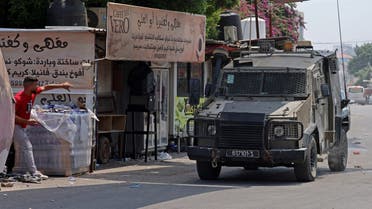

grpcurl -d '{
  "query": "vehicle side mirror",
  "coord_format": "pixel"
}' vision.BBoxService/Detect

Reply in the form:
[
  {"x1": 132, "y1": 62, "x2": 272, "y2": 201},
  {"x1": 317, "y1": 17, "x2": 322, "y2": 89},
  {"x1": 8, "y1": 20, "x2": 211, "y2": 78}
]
[
  {"x1": 341, "y1": 99, "x2": 350, "y2": 109},
  {"x1": 321, "y1": 84, "x2": 331, "y2": 97},
  {"x1": 205, "y1": 83, "x2": 212, "y2": 97},
  {"x1": 330, "y1": 60, "x2": 338, "y2": 74}
]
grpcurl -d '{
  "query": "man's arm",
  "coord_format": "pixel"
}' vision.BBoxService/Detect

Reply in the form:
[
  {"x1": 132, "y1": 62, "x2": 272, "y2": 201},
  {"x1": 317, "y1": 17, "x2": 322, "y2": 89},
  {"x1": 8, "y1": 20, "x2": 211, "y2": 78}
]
[
  {"x1": 39, "y1": 82, "x2": 72, "y2": 93},
  {"x1": 15, "y1": 115, "x2": 38, "y2": 126}
]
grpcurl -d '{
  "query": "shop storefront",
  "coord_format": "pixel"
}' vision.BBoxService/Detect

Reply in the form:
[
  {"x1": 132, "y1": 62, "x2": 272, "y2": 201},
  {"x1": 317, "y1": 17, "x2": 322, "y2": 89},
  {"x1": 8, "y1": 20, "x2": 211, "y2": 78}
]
[
  {"x1": 0, "y1": 3, "x2": 206, "y2": 173},
  {"x1": 172, "y1": 40, "x2": 238, "y2": 142},
  {"x1": 0, "y1": 28, "x2": 97, "y2": 175},
  {"x1": 94, "y1": 60, "x2": 175, "y2": 163},
  {"x1": 174, "y1": 62, "x2": 210, "y2": 139},
  {"x1": 94, "y1": 3, "x2": 206, "y2": 163}
]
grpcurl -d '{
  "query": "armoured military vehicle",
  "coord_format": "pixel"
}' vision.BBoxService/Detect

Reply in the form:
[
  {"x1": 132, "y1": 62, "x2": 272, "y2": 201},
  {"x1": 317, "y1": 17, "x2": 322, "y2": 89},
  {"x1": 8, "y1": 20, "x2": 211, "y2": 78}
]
[{"x1": 187, "y1": 44, "x2": 350, "y2": 182}]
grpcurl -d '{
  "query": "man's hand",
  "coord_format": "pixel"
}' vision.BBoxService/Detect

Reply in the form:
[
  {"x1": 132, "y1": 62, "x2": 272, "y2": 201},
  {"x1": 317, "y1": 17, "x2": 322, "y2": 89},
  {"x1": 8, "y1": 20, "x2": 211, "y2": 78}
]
[
  {"x1": 62, "y1": 82, "x2": 73, "y2": 92},
  {"x1": 27, "y1": 119, "x2": 39, "y2": 126}
]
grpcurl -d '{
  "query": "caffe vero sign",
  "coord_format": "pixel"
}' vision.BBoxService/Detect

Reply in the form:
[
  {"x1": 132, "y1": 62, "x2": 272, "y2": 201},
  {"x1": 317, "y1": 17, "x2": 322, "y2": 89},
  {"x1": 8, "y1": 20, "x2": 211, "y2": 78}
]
[{"x1": 106, "y1": 3, "x2": 206, "y2": 63}]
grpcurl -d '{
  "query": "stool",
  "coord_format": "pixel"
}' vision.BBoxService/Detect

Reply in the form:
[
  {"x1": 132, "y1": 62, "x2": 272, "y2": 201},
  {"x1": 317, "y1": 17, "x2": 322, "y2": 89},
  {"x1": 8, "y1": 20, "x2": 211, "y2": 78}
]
[{"x1": 125, "y1": 105, "x2": 157, "y2": 162}]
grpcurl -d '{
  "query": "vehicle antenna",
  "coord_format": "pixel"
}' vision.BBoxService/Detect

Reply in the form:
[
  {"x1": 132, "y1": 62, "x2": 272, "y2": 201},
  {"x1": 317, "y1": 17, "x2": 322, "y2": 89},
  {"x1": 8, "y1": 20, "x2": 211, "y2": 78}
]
[
  {"x1": 336, "y1": 0, "x2": 348, "y2": 98},
  {"x1": 249, "y1": 0, "x2": 253, "y2": 52}
]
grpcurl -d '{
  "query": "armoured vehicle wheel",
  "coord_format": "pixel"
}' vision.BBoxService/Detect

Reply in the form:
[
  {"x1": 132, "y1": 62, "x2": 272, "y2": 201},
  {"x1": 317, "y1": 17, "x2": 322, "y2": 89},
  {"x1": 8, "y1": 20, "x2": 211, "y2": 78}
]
[
  {"x1": 328, "y1": 130, "x2": 348, "y2": 172},
  {"x1": 196, "y1": 161, "x2": 221, "y2": 180},
  {"x1": 294, "y1": 137, "x2": 318, "y2": 182}
]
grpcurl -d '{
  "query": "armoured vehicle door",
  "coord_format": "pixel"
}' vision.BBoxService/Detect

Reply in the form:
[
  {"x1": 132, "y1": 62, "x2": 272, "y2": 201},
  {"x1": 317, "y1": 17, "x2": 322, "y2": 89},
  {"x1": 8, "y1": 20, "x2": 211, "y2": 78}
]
[{"x1": 312, "y1": 63, "x2": 329, "y2": 148}]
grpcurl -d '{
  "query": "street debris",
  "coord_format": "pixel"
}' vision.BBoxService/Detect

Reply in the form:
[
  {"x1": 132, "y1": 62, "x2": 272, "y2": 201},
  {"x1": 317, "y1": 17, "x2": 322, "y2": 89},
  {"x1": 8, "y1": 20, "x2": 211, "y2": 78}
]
[
  {"x1": 129, "y1": 183, "x2": 141, "y2": 188},
  {"x1": 1, "y1": 173, "x2": 44, "y2": 184},
  {"x1": 354, "y1": 165, "x2": 363, "y2": 169},
  {"x1": 158, "y1": 152, "x2": 172, "y2": 161},
  {"x1": 18, "y1": 174, "x2": 41, "y2": 184},
  {"x1": 125, "y1": 158, "x2": 132, "y2": 162},
  {"x1": 1, "y1": 182, "x2": 14, "y2": 188},
  {"x1": 353, "y1": 151, "x2": 361, "y2": 155},
  {"x1": 68, "y1": 176, "x2": 77, "y2": 185}
]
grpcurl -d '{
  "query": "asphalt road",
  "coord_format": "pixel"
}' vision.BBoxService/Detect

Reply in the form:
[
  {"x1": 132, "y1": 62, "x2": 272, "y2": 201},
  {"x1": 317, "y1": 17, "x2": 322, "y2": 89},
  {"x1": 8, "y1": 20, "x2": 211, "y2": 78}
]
[{"x1": 1, "y1": 104, "x2": 372, "y2": 209}]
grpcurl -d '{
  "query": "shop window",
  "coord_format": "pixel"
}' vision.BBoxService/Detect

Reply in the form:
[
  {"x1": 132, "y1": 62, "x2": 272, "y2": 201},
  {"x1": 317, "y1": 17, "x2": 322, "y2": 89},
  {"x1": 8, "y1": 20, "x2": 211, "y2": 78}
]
[
  {"x1": 177, "y1": 63, "x2": 188, "y2": 97},
  {"x1": 177, "y1": 63, "x2": 204, "y2": 97}
]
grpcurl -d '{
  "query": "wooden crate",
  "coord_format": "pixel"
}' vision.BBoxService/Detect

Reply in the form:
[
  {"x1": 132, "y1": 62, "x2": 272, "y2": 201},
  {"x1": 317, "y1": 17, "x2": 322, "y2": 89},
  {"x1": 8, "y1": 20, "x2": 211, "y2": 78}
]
[
  {"x1": 98, "y1": 115, "x2": 113, "y2": 131},
  {"x1": 112, "y1": 115, "x2": 126, "y2": 131},
  {"x1": 98, "y1": 114, "x2": 126, "y2": 132}
]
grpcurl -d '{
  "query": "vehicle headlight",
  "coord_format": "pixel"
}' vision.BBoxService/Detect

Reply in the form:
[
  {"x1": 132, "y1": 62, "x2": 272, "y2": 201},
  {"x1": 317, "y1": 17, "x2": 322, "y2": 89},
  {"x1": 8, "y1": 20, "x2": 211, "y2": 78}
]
[
  {"x1": 270, "y1": 121, "x2": 303, "y2": 140},
  {"x1": 273, "y1": 126, "x2": 285, "y2": 137},
  {"x1": 207, "y1": 124, "x2": 217, "y2": 136}
]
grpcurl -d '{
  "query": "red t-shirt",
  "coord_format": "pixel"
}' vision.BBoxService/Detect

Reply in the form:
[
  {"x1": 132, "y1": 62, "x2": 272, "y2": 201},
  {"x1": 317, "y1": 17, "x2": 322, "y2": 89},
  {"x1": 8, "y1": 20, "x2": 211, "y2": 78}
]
[{"x1": 15, "y1": 87, "x2": 43, "y2": 128}]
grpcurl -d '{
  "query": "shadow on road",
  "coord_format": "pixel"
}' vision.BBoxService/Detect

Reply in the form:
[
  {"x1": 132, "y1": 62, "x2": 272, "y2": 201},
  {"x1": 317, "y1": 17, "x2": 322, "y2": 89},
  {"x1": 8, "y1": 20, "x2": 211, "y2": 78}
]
[
  {"x1": 0, "y1": 182, "x2": 228, "y2": 209},
  {"x1": 86, "y1": 159, "x2": 318, "y2": 187},
  {"x1": 89, "y1": 156, "x2": 372, "y2": 187},
  {"x1": 2, "y1": 158, "x2": 369, "y2": 209}
]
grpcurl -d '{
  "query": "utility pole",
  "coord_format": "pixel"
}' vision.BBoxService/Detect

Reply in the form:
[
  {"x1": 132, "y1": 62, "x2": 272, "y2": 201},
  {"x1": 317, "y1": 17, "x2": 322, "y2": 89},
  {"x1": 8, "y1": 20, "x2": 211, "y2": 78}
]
[
  {"x1": 269, "y1": 2, "x2": 273, "y2": 37},
  {"x1": 254, "y1": 0, "x2": 260, "y2": 39}
]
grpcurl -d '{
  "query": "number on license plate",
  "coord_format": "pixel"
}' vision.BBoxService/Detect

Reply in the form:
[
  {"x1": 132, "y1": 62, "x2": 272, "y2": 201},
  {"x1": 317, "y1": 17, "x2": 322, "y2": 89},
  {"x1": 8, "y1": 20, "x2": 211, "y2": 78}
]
[{"x1": 227, "y1": 150, "x2": 259, "y2": 158}]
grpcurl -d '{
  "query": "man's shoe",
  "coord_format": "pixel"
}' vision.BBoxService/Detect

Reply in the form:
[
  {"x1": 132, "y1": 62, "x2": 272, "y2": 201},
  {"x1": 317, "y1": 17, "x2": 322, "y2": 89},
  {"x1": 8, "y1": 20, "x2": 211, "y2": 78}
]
[{"x1": 33, "y1": 171, "x2": 49, "y2": 180}]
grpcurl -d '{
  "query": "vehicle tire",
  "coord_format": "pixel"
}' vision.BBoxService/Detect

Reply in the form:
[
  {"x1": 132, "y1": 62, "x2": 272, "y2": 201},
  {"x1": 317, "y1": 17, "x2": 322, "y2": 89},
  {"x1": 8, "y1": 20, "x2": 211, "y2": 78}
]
[
  {"x1": 196, "y1": 161, "x2": 221, "y2": 180},
  {"x1": 328, "y1": 130, "x2": 348, "y2": 172},
  {"x1": 243, "y1": 165, "x2": 259, "y2": 170},
  {"x1": 294, "y1": 136, "x2": 318, "y2": 182},
  {"x1": 97, "y1": 135, "x2": 111, "y2": 164}
]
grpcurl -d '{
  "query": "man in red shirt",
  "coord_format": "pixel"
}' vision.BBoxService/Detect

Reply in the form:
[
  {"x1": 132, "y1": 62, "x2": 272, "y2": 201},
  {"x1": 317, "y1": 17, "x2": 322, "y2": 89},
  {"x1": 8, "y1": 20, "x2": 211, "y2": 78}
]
[{"x1": 13, "y1": 77, "x2": 72, "y2": 180}]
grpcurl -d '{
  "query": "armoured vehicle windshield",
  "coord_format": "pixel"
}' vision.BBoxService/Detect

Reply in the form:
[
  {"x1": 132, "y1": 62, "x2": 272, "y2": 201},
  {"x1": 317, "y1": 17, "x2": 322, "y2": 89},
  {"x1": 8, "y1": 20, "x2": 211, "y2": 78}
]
[{"x1": 220, "y1": 69, "x2": 308, "y2": 97}]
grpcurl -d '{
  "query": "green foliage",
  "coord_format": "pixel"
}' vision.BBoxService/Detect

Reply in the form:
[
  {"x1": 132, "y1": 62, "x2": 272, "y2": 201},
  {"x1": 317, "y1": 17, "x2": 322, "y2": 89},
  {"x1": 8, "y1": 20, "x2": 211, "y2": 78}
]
[
  {"x1": 84, "y1": 0, "x2": 239, "y2": 38},
  {"x1": 348, "y1": 43, "x2": 372, "y2": 76},
  {"x1": 7, "y1": 0, "x2": 50, "y2": 28},
  {"x1": 205, "y1": 6, "x2": 222, "y2": 40},
  {"x1": 0, "y1": 0, "x2": 10, "y2": 27},
  {"x1": 1, "y1": 0, "x2": 238, "y2": 38},
  {"x1": 238, "y1": 0, "x2": 304, "y2": 41},
  {"x1": 354, "y1": 65, "x2": 372, "y2": 86}
]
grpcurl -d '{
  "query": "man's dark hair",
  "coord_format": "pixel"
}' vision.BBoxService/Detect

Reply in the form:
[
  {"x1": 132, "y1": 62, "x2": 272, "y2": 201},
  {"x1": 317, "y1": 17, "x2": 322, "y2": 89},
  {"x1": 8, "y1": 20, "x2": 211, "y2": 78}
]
[{"x1": 23, "y1": 76, "x2": 38, "y2": 85}]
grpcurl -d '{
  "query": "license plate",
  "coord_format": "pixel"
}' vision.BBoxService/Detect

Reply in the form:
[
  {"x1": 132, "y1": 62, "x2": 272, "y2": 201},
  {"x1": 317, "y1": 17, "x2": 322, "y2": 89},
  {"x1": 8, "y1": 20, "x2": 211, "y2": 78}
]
[{"x1": 226, "y1": 150, "x2": 260, "y2": 158}]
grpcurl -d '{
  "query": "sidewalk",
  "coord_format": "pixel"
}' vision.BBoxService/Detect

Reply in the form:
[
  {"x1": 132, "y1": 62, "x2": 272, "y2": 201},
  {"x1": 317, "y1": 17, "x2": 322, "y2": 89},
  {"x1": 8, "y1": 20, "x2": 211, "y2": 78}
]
[{"x1": 0, "y1": 153, "x2": 194, "y2": 192}]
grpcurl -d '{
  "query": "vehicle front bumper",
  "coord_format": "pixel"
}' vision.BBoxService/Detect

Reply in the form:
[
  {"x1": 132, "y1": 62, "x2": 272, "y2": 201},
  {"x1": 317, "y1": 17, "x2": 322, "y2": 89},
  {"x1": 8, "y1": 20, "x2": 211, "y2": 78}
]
[{"x1": 187, "y1": 146, "x2": 307, "y2": 165}]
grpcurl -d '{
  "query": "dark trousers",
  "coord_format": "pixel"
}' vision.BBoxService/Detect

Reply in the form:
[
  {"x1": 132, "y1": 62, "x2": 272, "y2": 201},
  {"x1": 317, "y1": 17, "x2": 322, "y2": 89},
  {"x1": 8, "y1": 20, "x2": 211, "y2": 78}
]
[{"x1": 5, "y1": 144, "x2": 15, "y2": 173}]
